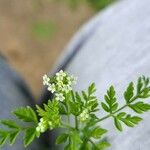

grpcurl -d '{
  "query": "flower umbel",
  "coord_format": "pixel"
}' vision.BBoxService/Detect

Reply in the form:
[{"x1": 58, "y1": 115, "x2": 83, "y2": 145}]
[
  {"x1": 43, "y1": 70, "x2": 77, "y2": 99},
  {"x1": 43, "y1": 74, "x2": 50, "y2": 86},
  {"x1": 79, "y1": 109, "x2": 90, "y2": 122},
  {"x1": 55, "y1": 93, "x2": 65, "y2": 102}
]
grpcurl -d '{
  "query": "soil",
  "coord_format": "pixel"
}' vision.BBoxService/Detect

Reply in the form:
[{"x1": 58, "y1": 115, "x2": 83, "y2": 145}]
[{"x1": 0, "y1": 0, "x2": 93, "y2": 97}]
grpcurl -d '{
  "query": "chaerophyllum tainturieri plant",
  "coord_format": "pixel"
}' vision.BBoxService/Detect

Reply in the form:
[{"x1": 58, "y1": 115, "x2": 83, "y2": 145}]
[{"x1": 0, "y1": 70, "x2": 150, "y2": 149}]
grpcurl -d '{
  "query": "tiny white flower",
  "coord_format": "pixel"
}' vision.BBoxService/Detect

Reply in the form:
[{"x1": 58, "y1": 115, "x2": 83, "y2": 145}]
[
  {"x1": 43, "y1": 74, "x2": 50, "y2": 86},
  {"x1": 56, "y1": 70, "x2": 66, "y2": 77},
  {"x1": 36, "y1": 126, "x2": 40, "y2": 132},
  {"x1": 48, "y1": 121, "x2": 52, "y2": 126},
  {"x1": 55, "y1": 93, "x2": 65, "y2": 102},
  {"x1": 56, "y1": 75, "x2": 63, "y2": 82},
  {"x1": 79, "y1": 109, "x2": 89, "y2": 122},
  {"x1": 48, "y1": 83, "x2": 56, "y2": 93},
  {"x1": 40, "y1": 118, "x2": 44, "y2": 122},
  {"x1": 70, "y1": 75, "x2": 77, "y2": 85},
  {"x1": 38, "y1": 122, "x2": 42, "y2": 127},
  {"x1": 67, "y1": 75, "x2": 77, "y2": 85},
  {"x1": 57, "y1": 81, "x2": 64, "y2": 89},
  {"x1": 56, "y1": 70, "x2": 66, "y2": 81},
  {"x1": 62, "y1": 85, "x2": 72, "y2": 93},
  {"x1": 40, "y1": 126, "x2": 46, "y2": 133}
]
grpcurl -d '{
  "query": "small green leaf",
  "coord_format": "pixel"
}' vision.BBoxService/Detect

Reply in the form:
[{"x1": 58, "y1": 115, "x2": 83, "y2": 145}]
[
  {"x1": 13, "y1": 106, "x2": 38, "y2": 123},
  {"x1": 0, "y1": 135, "x2": 8, "y2": 147},
  {"x1": 56, "y1": 133, "x2": 68, "y2": 144},
  {"x1": 114, "y1": 117, "x2": 122, "y2": 131},
  {"x1": 0, "y1": 120, "x2": 20, "y2": 129},
  {"x1": 137, "y1": 77, "x2": 143, "y2": 93},
  {"x1": 91, "y1": 127, "x2": 107, "y2": 139},
  {"x1": 0, "y1": 130, "x2": 8, "y2": 147},
  {"x1": 24, "y1": 128, "x2": 36, "y2": 147},
  {"x1": 111, "y1": 103, "x2": 118, "y2": 112},
  {"x1": 103, "y1": 86, "x2": 118, "y2": 113},
  {"x1": 88, "y1": 83, "x2": 96, "y2": 96},
  {"x1": 9, "y1": 130, "x2": 20, "y2": 145},
  {"x1": 117, "y1": 112, "x2": 126, "y2": 118},
  {"x1": 124, "y1": 82, "x2": 134, "y2": 103},
  {"x1": 129, "y1": 102, "x2": 150, "y2": 114},
  {"x1": 82, "y1": 91, "x2": 88, "y2": 101},
  {"x1": 101, "y1": 102, "x2": 110, "y2": 112},
  {"x1": 59, "y1": 104, "x2": 67, "y2": 115},
  {"x1": 119, "y1": 114, "x2": 142, "y2": 128},
  {"x1": 75, "y1": 92, "x2": 82, "y2": 103},
  {"x1": 69, "y1": 101, "x2": 80, "y2": 116},
  {"x1": 96, "y1": 140, "x2": 111, "y2": 149}
]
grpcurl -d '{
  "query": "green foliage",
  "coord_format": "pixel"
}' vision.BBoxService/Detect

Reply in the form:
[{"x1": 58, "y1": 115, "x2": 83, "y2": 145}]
[
  {"x1": 36, "y1": 100, "x2": 61, "y2": 129},
  {"x1": 13, "y1": 106, "x2": 38, "y2": 123},
  {"x1": 0, "y1": 106, "x2": 38, "y2": 147},
  {"x1": 114, "y1": 113, "x2": 142, "y2": 131},
  {"x1": 24, "y1": 128, "x2": 36, "y2": 147},
  {"x1": 0, "y1": 74, "x2": 150, "y2": 150},
  {"x1": 56, "y1": 133, "x2": 69, "y2": 144},
  {"x1": 90, "y1": 126, "x2": 107, "y2": 139},
  {"x1": 124, "y1": 82, "x2": 134, "y2": 103},
  {"x1": 101, "y1": 86, "x2": 118, "y2": 113}
]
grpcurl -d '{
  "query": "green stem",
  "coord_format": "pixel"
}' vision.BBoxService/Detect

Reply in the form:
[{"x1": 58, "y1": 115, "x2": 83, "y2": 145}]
[
  {"x1": 75, "y1": 116, "x2": 79, "y2": 130},
  {"x1": 88, "y1": 139, "x2": 97, "y2": 148}
]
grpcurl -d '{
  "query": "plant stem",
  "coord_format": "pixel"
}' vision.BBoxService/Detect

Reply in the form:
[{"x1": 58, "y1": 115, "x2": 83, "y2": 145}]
[
  {"x1": 88, "y1": 139, "x2": 97, "y2": 148},
  {"x1": 75, "y1": 116, "x2": 78, "y2": 130}
]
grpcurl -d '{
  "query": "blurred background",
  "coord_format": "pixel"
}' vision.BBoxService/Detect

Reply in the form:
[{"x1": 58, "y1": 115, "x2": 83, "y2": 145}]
[{"x1": 0, "y1": 0, "x2": 116, "y2": 97}]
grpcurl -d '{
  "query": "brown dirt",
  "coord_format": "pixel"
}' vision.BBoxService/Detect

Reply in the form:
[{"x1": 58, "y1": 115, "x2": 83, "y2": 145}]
[{"x1": 0, "y1": 0, "x2": 93, "y2": 97}]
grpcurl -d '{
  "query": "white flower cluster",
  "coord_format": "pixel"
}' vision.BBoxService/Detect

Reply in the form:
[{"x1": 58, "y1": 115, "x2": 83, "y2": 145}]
[
  {"x1": 36, "y1": 118, "x2": 48, "y2": 133},
  {"x1": 79, "y1": 109, "x2": 90, "y2": 122},
  {"x1": 43, "y1": 70, "x2": 77, "y2": 102},
  {"x1": 36, "y1": 118, "x2": 55, "y2": 134}
]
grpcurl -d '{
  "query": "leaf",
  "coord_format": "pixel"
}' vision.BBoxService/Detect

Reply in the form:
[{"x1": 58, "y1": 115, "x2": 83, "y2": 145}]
[
  {"x1": 124, "y1": 82, "x2": 134, "y2": 103},
  {"x1": 0, "y1": 130, "x2": 8, "y2": 147},
  {"x1": 129, "y1": 102, "x2": 150, "y2": 114},
  {"x1": 0, "y1": 120, "x2": 20, "y2": 129},
  {"x1": 82, "y1": 91, "x2": 88, "y2": 101},
  {"x1": 75, "y1": 92, "x2": 82, "y2": 103},
  {"x1": 137, "y1": 77, "x2": 143, "y2": 93},
  {"x1": 88, "y1": 83, "x2": 96, "y2": 96},
  {"x1": 117, "y1": 112, "x2": 126, "y2": 118},
  {"x1": 69, "y1": 130, "x2": 82, "y2": 150},
  {"x1": 91, "y1": 127, "x2": 107, "y2": 139},
  {"x1": 24, "y1": 128, "x2": 36, "y2": 147},
  {"x1": 36, "y1": 105, "x2": 45, "y2": 117},
  {"x1": 59, "y1": 104, "x2": 67, "y2": 115},
  {"x1": 102, "y1": 86, "x2": 118, "y2": 113},
  {"x1": 139, "y1": 87, "x2": 150, "y2": 98},
  {"x1": 56, "y1": 133, "x2": 68, "y2": 144},
  {"x1": 9, "y1": 130, "x2": 20, "y2": 145},
  {"x1": 69, "y1": 101, "x2": 80, "y2": 116},
  {"x1": 101, "y1": 102, "x2": 109, "y2": 112},
  {"x1": 13, "y1": 106, "x2": 38, "y2": 123},
  {"x1": 96, "y1": 140, "x2": 111, "y2": 149},
  {"x1": 114, "y1": 117, "x2": 122, "y2": 131},
  {"x1": 119, "y1": 114, "x2": 142, "y2": 128},
  {"x1": 0, "y1": 135, "x2": 8, "y2": 147}
]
